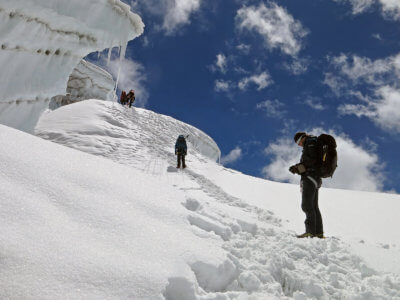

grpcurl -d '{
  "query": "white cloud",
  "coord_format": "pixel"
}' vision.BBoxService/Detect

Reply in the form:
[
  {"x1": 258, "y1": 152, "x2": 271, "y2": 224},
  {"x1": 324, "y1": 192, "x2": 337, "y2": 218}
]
[
  {"x1": 211, "y1": 54, "x2": 228, "y2": 73},
  {"x1": 235, "y1": 2, "x2": 308, "y2": 56},
  {"x1": 323, "y1": 72, "x2": 347, "y2": 96},
  {"x1": 372, "y1": 33, "x2": 383, "y2": 40},
  {"x1": 262, "y1": 130, "x2": 385, "y2": 192},
  {"x1": 325, "y1": 53, "x2": 400, "y2": 132},
  {"x1": 335, "y1": 0, "x2": 400, "y2": 20},
  {"x1": 334, "y1": 0, "x2": 375, "y2": 14},
  {"x1": 339, "y1": 86, "x2": 400, "y2": 132},
  {"x1": 163, "y1": 0, "x2": 202, "y2": 34},
  {"x1": 236, "y1": 43, "x2": 251, "y2": 55},
  {"x1": 221, "y1": 147, "x2": 242, "y2": 165},
  {"x1": 303, "y1": 97, "x2": 327, "y2": 111},
  {"x1": 256, "y1": 99, "x2": 286, "y2": 118},
  {"x1": 130, "y1": 0, "x2": 202, "y2": 35},
  {"x1": 327, "y1": 54, "x2": 395, "y2": 86},
  {"x1": 283, "y1": 57, "x2": 310, "y2": 75},
  {"x1": 238, "y1": 72, "x2": 273, "y2": 91},
  {"x1": 214, "y1": 80, "x2": 232, "y2": 92},
  {"x1": 380, "y1": 0, "x2": 400, "y2": 19}
]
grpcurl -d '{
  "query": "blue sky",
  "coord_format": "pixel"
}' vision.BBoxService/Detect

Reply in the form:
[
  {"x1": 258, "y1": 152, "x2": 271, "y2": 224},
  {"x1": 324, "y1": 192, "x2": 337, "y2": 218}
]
[{"x1": 90, "y1": 0, "x2": 400, "y2": 193}]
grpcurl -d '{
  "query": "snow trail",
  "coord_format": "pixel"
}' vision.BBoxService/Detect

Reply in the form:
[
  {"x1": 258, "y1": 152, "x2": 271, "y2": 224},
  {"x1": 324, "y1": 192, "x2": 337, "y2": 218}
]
[{"x1": 34, "y1": 100, "x2": 400, "y2": 299}]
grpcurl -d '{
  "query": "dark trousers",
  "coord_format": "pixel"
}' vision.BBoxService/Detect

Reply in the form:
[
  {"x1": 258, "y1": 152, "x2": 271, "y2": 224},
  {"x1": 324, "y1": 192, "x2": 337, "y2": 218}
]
[
  {"x1": 177, "y1": 154, "x2": 186, "y2": 168},
  {"x1": 301, "y1": 177, "x2": 323, "y2": 235}
]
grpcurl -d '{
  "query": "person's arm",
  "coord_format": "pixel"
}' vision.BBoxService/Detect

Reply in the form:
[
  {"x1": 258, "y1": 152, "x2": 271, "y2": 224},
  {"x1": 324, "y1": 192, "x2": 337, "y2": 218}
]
[{"x1": 175, "y1": 141, "x2": 178, "y2": 154}]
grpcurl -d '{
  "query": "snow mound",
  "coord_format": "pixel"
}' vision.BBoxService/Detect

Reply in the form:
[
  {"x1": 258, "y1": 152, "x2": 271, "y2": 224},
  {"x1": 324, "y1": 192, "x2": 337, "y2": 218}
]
[
  {"x1": 0, "y1": 0, "x2": 144, "y2": 132},
  {"x1": 35, "y1": 100, "x2": 221, "y2": 163}
]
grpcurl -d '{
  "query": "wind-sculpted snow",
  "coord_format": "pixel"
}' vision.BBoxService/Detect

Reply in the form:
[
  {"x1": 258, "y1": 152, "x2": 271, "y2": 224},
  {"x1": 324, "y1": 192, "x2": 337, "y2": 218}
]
[
  {"x1": 32, "y1": 100, "x2": 400, "y2": 298},
  {"x1": 0, "y1": 0, "x2": 144, "y2": 132}
]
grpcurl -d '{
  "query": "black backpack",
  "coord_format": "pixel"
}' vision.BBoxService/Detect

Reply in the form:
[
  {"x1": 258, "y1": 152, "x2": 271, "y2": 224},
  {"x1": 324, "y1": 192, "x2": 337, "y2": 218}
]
[
  {"x1": 175, "y1": 135, "x2": 187, "y2": 153},
  {"x1": 317, "y1": 134, "x2": 337, "y2": 178}
]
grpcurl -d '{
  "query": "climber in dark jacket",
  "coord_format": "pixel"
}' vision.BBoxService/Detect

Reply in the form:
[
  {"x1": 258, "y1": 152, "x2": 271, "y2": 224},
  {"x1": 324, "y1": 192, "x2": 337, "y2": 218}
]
[
  {"x1": 289, "y1": 132, "x2": 324, "y2": 239},
  {"x1": 127, "y1": 90, "x2": 135, "y2": 108},
  {"x1": 175, "y1": 135, "x2": 187, "y2": 169}
]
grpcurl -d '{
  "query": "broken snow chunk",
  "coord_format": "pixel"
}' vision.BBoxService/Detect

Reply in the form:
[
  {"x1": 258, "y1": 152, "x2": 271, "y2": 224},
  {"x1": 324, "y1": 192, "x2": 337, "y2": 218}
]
[
  {"x1": 190, "y1": 258, "x2": 238, "y2": 292},
  {"x1": 238, "y1": 271, "x2": 261, "y2": 292},
  {"x1": 236, "y1": 219, "x2": 258, "y2": 235}
]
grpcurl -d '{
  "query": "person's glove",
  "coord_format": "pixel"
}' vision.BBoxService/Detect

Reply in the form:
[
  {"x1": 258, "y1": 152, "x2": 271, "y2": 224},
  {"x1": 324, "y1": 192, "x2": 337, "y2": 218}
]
[
  {"x1": 289, "y1": 165, "x2": 299, "y2": 174},
  {"x1": 297, "y1": 163, "x2": 306, "y2": 174}
]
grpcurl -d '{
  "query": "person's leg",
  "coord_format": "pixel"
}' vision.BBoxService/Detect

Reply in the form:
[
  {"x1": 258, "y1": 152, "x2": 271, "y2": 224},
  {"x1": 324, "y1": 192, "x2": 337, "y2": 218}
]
[
  {"x1": 177, "y1": 154, "x2": 181, "y2": 168},
  {"x1": 301, "y1": 178, "x2": 317, "y2": 234},
  {"x1": 182, "y1": 155, "x2": 186, "y2": 168},
  {"x1": 314, "y1": 189, "x2": 323, "y2": 235}
]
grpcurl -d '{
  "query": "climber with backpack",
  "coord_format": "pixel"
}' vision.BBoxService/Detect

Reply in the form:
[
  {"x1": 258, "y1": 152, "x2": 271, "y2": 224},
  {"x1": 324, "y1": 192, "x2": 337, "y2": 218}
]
[
  {"x1": 289, "y1": 131, "x2": 337, "y2": 239},
  {"x1": 175, "y1": 135, "x2": 187, "y2": 169},
  {"x1": 127, "y1": 89, "x2": 135, "y2": 108}
]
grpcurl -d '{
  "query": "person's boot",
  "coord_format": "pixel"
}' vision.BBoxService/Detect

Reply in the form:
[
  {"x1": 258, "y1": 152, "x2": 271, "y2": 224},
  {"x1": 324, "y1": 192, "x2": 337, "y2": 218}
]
[
  {"x1": 296, "y1": 232, "x2": 314, "y2": 238},
  {"x1": 314, "y1": 233, "x2": 325, "y2": 239}
]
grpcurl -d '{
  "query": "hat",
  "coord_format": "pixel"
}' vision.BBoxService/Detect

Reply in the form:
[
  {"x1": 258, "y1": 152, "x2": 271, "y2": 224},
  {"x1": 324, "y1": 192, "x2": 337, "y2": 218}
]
[{"x1": 294, "y1": 132, "x2": 306, "y2": 144}]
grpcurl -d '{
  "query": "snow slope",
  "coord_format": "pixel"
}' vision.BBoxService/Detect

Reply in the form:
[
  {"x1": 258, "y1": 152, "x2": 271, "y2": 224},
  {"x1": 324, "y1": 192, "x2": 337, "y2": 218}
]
[
  {"x1": 30, "y1": 100, "x2": 400, "y2": 299},
  {"x1": 0, "y1": 0, "x2": 143, "y2": 132}
]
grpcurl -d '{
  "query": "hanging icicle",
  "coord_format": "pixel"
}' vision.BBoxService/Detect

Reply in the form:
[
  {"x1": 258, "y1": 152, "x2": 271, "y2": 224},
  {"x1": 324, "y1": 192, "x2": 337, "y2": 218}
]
[
  {"x1": 107, "y1": 47, "x2": 112, "y2": 66},
  {"x1": 114, "y1": 40, "x2": 128, "y2": 93}
]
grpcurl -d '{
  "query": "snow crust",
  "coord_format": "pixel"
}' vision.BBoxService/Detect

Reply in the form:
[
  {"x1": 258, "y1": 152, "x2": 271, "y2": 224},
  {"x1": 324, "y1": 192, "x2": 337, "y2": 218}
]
[
  {"x1": 28, "y1": 100, "x2": 400, "y2": 299},
  {"x1": 0, "y1": 0, "x2": 144, "y2": 132}
]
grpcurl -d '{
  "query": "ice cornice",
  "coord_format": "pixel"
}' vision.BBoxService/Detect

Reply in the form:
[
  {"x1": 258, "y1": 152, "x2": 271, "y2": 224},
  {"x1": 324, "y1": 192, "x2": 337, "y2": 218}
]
[{"x1": 0, "y1": 0, "x2": 144, "y2": 132}]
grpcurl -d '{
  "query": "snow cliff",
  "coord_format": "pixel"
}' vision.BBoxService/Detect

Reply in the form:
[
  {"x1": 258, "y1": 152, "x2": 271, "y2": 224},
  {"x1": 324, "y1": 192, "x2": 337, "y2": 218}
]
[{"x1": 0, "y1": 0, "x2": 144, "y2": 132}]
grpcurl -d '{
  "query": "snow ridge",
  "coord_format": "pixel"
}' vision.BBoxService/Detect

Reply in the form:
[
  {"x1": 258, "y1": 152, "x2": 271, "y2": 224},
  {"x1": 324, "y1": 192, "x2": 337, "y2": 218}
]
[{"x1": 36, "y1": 100, "x2": 221, "y2": 163}]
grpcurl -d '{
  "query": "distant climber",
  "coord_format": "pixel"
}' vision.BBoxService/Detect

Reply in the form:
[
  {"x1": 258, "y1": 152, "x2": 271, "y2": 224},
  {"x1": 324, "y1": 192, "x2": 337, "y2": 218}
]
[
  {"x1": 120, "y1": 90, "x2": 127, "y2": 105},
  {"x1": 127, "y1": 89, "x2": 135, "y2": 108},
  {"x1": 175, "y1": 135, "x2": 187, "y2": 169},
  {"x1": 289, "y1": 132, "x2": 324, "y2": 239}
]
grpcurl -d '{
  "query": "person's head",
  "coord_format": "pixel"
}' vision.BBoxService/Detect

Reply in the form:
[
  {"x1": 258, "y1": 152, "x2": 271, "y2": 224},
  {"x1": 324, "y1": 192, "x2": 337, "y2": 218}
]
[{"x1": 294, "y1": 132, "x2": 306, "y2": 147}]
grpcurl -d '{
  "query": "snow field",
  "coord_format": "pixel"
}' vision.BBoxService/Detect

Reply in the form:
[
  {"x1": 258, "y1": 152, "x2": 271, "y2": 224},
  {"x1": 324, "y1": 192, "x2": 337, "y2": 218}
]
[{"x1": 33, "y1": 100, "x2": 400, "y2": 299}]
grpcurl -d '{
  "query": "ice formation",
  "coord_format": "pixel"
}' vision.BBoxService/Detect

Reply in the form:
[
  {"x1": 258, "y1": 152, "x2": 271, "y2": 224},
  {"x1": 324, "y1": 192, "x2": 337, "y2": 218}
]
[
  {"x1": 49, "y1": 60, "x2": 116, "y2": 110},
  {"x1": 0, "y1": 0, "x2": 144, "y2": 132}
]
